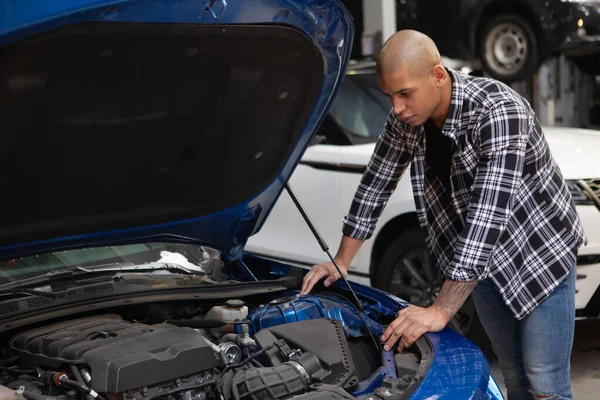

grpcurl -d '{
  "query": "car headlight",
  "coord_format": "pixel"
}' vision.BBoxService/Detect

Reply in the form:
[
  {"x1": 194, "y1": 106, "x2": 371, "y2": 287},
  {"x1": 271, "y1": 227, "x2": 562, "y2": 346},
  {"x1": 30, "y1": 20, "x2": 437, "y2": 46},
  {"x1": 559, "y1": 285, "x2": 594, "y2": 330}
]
[{"x1": 567, "y1": 180, "x2": 595, "y2": 206}]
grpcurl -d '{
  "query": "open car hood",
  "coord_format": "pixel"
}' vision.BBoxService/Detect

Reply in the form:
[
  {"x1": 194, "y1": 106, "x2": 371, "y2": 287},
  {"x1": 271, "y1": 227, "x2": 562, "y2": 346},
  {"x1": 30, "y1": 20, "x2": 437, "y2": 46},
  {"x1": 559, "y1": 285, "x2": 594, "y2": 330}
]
[{"x1": 0, "y1": 0, "x2": 354, "y2": 262}]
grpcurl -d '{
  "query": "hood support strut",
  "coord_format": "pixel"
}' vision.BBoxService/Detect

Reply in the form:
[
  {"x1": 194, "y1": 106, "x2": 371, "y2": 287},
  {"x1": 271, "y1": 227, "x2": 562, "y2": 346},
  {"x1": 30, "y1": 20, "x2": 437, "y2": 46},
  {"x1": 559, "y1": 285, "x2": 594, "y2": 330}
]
[{"x1": 283, "y1": 181, "x2": 383, "y2": 360}]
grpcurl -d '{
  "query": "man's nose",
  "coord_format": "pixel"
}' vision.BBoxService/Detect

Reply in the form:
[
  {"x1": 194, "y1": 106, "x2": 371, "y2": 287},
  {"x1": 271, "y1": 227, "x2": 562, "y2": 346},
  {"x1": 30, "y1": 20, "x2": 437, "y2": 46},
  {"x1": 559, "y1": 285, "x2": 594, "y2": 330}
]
[{"x1": 392, "y1": 97, "x2": 406, "y2": 116}]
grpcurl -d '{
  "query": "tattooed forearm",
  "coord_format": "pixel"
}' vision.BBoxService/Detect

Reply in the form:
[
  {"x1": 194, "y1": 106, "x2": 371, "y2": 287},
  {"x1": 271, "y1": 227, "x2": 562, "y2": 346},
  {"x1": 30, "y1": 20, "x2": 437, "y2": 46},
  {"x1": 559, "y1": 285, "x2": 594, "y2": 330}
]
[{"x1": 434, "y1": 280, "x2": 478, "y2": 319}]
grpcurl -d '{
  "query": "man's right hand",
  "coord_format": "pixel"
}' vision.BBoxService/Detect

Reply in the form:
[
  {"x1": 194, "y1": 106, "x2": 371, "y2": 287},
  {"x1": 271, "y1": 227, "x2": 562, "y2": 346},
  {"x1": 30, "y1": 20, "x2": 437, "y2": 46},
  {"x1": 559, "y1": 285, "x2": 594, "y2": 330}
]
[{"x1": 299, "y1": 261, "x2": 348, "y2": 295}]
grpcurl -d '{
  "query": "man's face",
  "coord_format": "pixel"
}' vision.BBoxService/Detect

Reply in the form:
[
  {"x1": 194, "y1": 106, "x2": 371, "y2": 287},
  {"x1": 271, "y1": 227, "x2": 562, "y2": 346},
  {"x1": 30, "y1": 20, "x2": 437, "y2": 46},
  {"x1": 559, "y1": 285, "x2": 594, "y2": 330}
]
[{"x1": 377, "y1": 66, "x2": 442, "y2": 127}]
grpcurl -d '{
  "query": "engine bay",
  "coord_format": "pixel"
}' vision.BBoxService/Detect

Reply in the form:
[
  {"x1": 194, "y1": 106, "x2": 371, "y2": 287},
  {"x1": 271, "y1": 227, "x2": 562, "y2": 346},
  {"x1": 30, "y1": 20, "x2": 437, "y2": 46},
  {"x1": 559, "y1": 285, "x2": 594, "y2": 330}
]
[{"x1": 0, "y1": 293, "x2": 431, "y2": 400}]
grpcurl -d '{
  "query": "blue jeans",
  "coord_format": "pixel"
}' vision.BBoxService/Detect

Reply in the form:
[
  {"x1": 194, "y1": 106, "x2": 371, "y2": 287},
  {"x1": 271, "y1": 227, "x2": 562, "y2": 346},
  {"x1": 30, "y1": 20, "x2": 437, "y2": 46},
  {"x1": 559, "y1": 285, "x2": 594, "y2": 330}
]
[{"x1": 471, "y1": 266, "x2": 576, "y2": 400}]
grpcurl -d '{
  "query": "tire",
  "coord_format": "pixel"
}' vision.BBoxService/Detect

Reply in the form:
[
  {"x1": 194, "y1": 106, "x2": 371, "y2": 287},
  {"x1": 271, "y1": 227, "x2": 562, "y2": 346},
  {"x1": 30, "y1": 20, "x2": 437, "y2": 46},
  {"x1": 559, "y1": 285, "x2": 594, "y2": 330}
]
[
  {"x1": 373, "y1": 228, "x2": 492, "y2": 354},
  {"x1": 479, "y1": 14, "x2": 540, "y2": 82}
]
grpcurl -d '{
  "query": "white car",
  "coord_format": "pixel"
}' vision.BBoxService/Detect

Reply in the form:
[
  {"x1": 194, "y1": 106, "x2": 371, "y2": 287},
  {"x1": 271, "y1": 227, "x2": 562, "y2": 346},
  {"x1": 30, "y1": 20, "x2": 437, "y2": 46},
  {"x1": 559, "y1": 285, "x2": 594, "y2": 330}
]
[{"x1": 246, "y1": 63, "x2": 600, "y2": 343}]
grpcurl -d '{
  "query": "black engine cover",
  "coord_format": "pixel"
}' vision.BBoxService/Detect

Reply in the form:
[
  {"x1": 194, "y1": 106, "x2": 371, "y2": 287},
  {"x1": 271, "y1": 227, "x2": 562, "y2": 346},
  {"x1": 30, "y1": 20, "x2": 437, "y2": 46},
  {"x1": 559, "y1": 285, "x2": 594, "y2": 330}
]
[{"x1": 9, "y1": 314, "x2": 219, "y2": 393}]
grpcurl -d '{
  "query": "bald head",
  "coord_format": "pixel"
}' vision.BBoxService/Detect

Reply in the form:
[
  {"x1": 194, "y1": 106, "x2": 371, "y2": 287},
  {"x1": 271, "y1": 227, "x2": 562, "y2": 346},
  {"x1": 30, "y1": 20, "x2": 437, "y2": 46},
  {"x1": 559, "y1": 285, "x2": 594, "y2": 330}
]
[{"x1": 376, "y1": 30, "x2": 442, "y2": 78}]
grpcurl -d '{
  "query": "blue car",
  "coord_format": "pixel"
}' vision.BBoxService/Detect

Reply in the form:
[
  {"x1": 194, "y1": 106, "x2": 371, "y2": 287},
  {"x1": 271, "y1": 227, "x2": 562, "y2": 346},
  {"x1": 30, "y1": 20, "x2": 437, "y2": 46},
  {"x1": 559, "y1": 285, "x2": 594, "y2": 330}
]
[{"x1": 0, "y1": 1, "x2": 503, "y2": 399}]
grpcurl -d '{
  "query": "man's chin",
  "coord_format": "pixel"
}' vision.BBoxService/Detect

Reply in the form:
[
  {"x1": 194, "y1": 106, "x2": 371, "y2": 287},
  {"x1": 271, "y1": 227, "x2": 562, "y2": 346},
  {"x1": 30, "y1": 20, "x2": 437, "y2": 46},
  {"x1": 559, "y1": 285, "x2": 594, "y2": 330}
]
[{"x1": 406, "y1": 117, "x2": 423, "y2": 126}]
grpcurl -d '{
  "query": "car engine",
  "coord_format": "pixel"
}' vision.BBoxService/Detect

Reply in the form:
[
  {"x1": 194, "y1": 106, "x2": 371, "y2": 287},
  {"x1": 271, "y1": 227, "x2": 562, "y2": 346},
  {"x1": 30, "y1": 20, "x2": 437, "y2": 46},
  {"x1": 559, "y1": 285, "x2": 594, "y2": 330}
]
[{"x1": 0, "y1": 294, "x2": 421, "y2": 400}]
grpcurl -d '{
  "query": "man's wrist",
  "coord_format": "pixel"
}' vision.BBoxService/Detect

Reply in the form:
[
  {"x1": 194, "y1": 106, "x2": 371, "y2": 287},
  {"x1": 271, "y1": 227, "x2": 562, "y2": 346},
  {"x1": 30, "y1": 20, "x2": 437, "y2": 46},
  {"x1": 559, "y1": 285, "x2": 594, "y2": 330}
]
[
  {"x1": 332, "y1": 258, "x2": 349, "y2": 272},
  {"x1": 431, "y1": 304, "x2": 453, "y2": 324},
  {"x1": 433, "y1": 279, "x2": 478, "y2": 323}
]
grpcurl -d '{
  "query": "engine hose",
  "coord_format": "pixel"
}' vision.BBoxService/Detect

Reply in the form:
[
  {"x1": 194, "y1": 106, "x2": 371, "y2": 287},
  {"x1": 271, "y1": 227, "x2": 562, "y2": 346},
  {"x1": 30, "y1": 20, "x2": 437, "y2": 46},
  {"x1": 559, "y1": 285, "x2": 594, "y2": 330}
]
[
  {"x1": 0, "y1": 366, "x2": 37, "y2": 376},
  {"x1": 220, "y1": 344, "x2": 276, "y2": 377},
  {"x1": 69, "y1": 366, "x2": 94, "y2": 400},
  {"x1": 19, "y1": 392, "x2": 60, "y2": 400},
  {"x1": 58, "y1": 379, "x2": 107, "y2": 400},
  {"x1": 219, "y1": 334, "x2": 239, "y2": 344},
  {"x1": 21, "y1": 391, "x2": 48, "y2": 400},
  {"x1": 145, "y1": 380, "x2": 218, "y2": 400},
  {"x1": 0, "y1": 356, "x2": 19, "y2": 366},
  {"x1": 228, "y1": 354, "x2": 325, "y2": 400},
  {"x1": 222, "y1": 352, "x2": 325, "y2": 400}
]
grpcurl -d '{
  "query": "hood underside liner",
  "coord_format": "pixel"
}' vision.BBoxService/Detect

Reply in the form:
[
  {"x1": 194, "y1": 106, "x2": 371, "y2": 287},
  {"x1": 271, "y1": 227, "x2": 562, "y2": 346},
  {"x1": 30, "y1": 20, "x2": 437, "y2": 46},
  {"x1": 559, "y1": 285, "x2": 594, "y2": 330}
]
[{"x1": 0, "y1": 22, "x2": 324, "y2": 250}]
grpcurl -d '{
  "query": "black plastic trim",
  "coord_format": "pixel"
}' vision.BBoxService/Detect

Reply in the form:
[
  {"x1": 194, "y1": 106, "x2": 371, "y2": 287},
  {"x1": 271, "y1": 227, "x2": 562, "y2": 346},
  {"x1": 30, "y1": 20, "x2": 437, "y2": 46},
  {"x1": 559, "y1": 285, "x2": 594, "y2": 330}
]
[
  {"x1": 399, "y1": 335, "x2": 434, "y2": 400},
  {"x1": 299, "y1": 160, "x2": 366, "y2": 174},
  {"x1": 0, "y1": 282, "x2": 289, "y2": 333}
]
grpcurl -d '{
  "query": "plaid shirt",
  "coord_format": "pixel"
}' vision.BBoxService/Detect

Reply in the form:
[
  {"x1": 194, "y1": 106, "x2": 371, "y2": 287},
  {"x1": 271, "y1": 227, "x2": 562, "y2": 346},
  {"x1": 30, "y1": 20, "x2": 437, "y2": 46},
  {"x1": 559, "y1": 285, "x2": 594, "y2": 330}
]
[{"x1": 343, "y1": 68, "x2": 586, "y2": 319}]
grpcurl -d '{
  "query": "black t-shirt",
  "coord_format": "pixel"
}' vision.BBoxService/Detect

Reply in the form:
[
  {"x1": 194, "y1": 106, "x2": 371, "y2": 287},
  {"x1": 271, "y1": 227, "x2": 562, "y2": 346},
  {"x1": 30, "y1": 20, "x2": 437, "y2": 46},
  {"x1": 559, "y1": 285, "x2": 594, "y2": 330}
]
[{"x1": 424, "y1": 118, "x2": 454, "y2": 193}]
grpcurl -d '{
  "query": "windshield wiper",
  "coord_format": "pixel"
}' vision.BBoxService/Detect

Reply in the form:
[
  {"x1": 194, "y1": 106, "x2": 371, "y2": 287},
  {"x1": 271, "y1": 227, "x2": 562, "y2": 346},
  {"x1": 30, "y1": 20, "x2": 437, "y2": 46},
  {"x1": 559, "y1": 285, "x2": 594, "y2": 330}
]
[
  {"x1": 78, "y1": 262, "x2": 203, "y2": 275},
  {"x1": 0, "y1": 268, "x2": 86, "y2": 292},
  {"x1": 0, "y1": 288, "x2": 57, "y2": 299}
]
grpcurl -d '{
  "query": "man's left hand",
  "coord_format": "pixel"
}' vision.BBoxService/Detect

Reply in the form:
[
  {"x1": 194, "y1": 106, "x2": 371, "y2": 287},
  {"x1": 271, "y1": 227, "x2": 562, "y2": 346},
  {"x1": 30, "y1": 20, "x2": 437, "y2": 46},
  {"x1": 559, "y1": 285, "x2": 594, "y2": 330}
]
[{"x1": 381, "y1": 305, "x2": 450, "y2": 352}]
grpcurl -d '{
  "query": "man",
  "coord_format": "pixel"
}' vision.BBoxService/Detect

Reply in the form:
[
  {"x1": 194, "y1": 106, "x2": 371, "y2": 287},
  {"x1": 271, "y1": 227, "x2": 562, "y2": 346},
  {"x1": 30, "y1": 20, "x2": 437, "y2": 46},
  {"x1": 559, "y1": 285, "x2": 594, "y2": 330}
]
[{"x1": 299, "y1": 30, "x2": 585, "y2": 400}]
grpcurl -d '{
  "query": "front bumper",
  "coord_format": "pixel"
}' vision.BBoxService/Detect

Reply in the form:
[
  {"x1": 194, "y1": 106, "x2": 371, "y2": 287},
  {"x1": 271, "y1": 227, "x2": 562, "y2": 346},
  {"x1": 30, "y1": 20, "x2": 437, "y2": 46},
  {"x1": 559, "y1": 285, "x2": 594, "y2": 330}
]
[
  {"x1": 559, "y1": 34, "x2": 600, "y2": 57},
  {"x1": 574, "y1": 205, "x2": 600, "y2": 314}
]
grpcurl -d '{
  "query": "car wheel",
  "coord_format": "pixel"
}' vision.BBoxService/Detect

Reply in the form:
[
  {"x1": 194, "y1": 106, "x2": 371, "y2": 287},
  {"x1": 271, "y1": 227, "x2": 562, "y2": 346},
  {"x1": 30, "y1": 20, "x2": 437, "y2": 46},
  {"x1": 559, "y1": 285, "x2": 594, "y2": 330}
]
[
  {"x1": 480, "y1": 14, "x2": 539, "y2": 82},
  {"x1": 373, "y1": 228, "x2": 492, "y2": 353}
]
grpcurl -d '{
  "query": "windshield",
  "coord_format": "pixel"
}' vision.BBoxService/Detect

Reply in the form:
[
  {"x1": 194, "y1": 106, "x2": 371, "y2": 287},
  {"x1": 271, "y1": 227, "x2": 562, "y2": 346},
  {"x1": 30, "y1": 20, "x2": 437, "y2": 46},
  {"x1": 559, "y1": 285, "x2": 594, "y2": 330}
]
[
  {"x1": 328, "y1": 72, "x2": 390, "y2": 140},
  {"x1": 0, "y1": 243, "x2": 222, "y2": 286}
]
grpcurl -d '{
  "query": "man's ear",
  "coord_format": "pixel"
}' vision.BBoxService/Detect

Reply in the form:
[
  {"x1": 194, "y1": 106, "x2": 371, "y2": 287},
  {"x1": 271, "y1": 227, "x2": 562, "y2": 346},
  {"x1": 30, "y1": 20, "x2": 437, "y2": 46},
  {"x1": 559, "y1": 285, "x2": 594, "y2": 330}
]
[{"x1": 432, "y1": 65, "x2": 446, "y2": 87}]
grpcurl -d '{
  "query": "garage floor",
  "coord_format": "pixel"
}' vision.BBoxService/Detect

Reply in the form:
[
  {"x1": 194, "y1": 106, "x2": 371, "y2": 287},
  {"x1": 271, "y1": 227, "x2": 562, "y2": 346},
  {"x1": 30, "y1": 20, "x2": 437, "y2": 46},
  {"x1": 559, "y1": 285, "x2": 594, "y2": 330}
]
[{"x1": 488, "y1": 320, "x2": 600, "y2": 399}]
